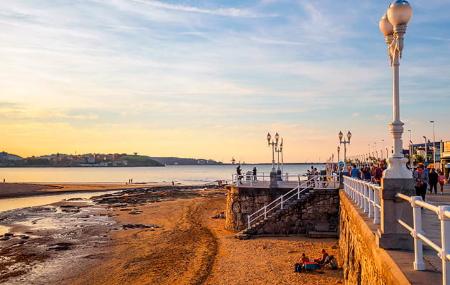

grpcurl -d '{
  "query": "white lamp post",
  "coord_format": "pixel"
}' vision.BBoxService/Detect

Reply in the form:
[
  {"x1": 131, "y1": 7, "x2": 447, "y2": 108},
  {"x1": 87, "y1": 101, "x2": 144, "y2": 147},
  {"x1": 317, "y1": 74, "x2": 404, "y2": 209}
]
[
  {"x1": 339, "y1": 130, "x2": 352, "y2": 168},
  {"x1": 430, "y1": 120, "x2": 436, "y2": 168},
  {"x1": 379, "y1": 0, "x2": 413, "y2": 179}
]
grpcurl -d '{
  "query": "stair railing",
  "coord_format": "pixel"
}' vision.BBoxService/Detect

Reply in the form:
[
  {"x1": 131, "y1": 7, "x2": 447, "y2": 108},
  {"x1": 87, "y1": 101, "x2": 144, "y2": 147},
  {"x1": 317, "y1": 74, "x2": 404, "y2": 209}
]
[{"x1": 246, "y1": 176, "x2": 321, "y2": 229}]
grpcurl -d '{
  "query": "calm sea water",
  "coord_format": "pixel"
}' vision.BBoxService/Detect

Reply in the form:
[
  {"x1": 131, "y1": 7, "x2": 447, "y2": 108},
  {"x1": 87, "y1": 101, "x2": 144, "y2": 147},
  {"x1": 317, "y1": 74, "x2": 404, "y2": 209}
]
[{"x1": 0, "y1": 164, "x2": 324, "y2": 184}]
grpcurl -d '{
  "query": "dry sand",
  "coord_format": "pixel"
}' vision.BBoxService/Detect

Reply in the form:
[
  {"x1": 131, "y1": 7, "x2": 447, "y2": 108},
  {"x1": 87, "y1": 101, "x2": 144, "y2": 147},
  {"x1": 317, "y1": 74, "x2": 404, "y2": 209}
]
[
  {"x1": 69, "y1": 192, "x2": 343, "y2": 285},
  {"x1": 0, "y1": 187, "x2": 343, "y2": 284}
]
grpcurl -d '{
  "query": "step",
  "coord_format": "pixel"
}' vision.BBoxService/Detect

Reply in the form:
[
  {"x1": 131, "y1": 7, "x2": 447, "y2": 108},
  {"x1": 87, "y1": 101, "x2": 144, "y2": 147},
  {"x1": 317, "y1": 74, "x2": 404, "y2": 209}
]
[{"x1": 307, "y1": 231, "x2": 338, "y2": 238}]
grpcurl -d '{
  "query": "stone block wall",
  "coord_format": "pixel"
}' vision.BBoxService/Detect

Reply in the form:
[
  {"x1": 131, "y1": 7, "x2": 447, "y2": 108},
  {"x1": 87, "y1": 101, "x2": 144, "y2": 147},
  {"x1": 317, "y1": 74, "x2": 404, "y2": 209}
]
[
  {"x1": 225, "y1": 185, "x2": 339, "y2": 234},
  {"x1": 339, "y1": 190, "x2": 410, "y2": 285}
]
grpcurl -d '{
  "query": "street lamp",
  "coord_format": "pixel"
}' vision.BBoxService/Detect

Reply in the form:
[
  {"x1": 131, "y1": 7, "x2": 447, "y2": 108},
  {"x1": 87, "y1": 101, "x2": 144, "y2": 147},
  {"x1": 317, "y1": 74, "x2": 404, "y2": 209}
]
[
  {"x1": 430, "y1": 120, "x2": 436, "y2": 168},
  {"x1": 423, "y1": 136, "x2": 428, "y2": 163},
  {"x1": 379, "y1": 0, "x2": 413, "y2": 178},
  {"x1": 275, "y1": 138, "x2": 283, "y2": 172},
  {"x1": 337, "y1": 145, "x2": 341, "y2": 163},
  {"x1": 267, "y1": 132, "x2": 278, "y2": 172},
  {"x1": 339, "y1": 130, "x2": 351, "y2": 167}
]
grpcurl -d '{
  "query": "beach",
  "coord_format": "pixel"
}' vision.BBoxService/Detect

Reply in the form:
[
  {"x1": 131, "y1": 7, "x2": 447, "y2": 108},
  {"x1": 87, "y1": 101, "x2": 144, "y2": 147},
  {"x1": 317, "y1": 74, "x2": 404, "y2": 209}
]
[{"x1": 0, "y1": 185, "x2": 342, "y2": 284}]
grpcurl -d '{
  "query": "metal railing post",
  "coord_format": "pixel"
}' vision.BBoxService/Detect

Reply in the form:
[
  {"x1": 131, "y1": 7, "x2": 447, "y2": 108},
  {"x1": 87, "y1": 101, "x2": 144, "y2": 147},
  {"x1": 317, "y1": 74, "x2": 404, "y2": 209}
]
[
  {"x1": 247, "y1": 215, "x2": 250, "y2": 229},
  {"x1": 374, "y1": 187, "x2": 380, "y2": 225},
  {"x1": 363, "y1": 184, "x2": 369, "y2": 213},
  {"x1": 297, "y1": 187, "x2": 300, "y2": 199},
  {"x1": 281, "y1": 196, "x2": 284, "y2": 209},
  {"x1": 368, "y1": 186, "x2": 373, "y2": 218},
  {"x1": 439, "y1": 206, "x2": 450, "y2": 284},
  {"x1": 410, "y1": 197, "x2": 425, "y2": 270},
  {"x1": 264, "y1": 206, "x2": 267, "y2": 219}
]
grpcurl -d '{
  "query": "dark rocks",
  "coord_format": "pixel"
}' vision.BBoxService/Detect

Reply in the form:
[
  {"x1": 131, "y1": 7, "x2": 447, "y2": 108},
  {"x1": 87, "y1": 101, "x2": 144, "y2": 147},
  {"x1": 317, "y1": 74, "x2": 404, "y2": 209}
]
[
  {"x1": 122, "y1": 224, "x2": 160, "y2": 230},
  {"x1": 47, "y1": 242, "x2": 73, "y2": 251}
]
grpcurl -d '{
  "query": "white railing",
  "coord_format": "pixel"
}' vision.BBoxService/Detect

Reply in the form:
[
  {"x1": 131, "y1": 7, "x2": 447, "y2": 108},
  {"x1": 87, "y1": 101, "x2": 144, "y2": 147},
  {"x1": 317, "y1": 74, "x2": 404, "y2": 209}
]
[
  {"x1": 342, "y1": 176, "x2": 381, "y2": 225},
  {"x1": 232, "y1": 172, "x2": 302, "y2": 184},
  {"x1": 396, "y1": 193, "x2": 450, "y2": 284},
  {"x1": 246, "y1": 177, "x2": 312, "y2": 229},
  {"x1": 246, "y1": 175, "x2": 338, "y2": 229}
]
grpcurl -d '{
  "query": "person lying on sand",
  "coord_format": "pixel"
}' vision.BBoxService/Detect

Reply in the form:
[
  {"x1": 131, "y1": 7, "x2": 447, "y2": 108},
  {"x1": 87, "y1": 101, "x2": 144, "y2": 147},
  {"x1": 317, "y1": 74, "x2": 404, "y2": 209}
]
[{"x1": 295, "y1": 253, "x2": 322, "y2": 273}]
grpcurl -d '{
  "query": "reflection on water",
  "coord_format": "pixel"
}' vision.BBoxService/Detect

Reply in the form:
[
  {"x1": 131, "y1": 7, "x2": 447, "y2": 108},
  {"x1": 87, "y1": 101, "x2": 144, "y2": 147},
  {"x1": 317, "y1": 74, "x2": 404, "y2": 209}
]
[
  {"x1": 0, "y1": 164, "x2": 322, "y2": 184},
  {"x1": 0, "y1": 191, "x2": 111, "y2": 213}
]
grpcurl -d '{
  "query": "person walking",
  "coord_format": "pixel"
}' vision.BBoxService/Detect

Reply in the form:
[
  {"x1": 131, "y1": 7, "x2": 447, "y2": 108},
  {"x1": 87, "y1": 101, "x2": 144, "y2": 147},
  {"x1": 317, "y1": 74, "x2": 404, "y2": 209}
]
[
  {"x1": 350, "y1": 164, "x2": 360, "y2": 179},
  {"x1": 438, "y1": 170, "x2": 446, "y2": 195},
  {"x1": 414, "y1": 164, "x2": 428, "y2": 201},
  {"x1": 429, "y1": 168, "x2": 438, "y2": 195}
]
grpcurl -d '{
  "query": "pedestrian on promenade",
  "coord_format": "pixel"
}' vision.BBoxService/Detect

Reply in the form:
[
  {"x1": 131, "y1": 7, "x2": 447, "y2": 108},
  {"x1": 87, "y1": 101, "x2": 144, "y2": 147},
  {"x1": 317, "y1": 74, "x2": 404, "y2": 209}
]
[
  {"x1": 350, "y1": 164, "x2": 360, "y2": 179},
  {"x1": 252, "y1": 167, "x2": 257, "y2": 182},
  {"x1": 438, "y1": 170, "x2": 446, "y2": 195},
  {"x1": 373, "y1": 164, "x2": 383, "y2": 185},
  {"x1": 429, "y1": 168, "x2": 438, "y2": 195},
  {"x1": 414, "y1": 164, "x2": 428, "y2": 201}
]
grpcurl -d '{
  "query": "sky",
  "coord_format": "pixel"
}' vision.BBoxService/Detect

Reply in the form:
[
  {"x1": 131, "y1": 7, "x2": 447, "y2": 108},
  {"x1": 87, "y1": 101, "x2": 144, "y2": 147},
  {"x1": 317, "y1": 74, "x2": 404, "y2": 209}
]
[{"x1": 0, "y1": 0, "x2": 449, "y2": 163}]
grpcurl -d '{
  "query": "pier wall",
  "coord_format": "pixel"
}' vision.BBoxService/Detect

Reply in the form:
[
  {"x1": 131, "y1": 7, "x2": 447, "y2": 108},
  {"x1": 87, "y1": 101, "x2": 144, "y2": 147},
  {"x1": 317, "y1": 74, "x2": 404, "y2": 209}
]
[
  {"x1": 225, "y1": 186, "x2": 339, "y2": 234},
  {"x1": 339, "y1": 190, "x2": 410, "y2": 285}
]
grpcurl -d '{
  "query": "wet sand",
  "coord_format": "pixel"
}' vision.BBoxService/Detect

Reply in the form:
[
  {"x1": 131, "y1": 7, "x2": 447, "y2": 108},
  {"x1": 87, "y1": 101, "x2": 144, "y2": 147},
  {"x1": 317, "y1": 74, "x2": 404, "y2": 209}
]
[
  {"x1": 0, "y1": 182, "x2": 171, "y2": 199},
  {"x1": 0, "y1": 187, "x2": 343, "y2": 284}
]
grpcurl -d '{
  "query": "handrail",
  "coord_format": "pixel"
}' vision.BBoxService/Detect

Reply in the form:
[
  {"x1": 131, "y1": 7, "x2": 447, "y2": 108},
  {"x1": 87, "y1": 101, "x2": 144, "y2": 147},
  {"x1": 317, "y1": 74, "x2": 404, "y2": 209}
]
[
  {"x1": 246, "y1": 175, "x2": 338, "y2": 229},
  {"x1": 396, "y1": 193, "x2": 450, "y2": 284},
  {"x1": 342, "y1": 176, "x2": 381, "y2": 225},
  {"x1": 232, "y1": 172, "x2": 309, "y2": 185},
  {"x1": 246, "y1": 178, "x2": 312, "y2": 229}
]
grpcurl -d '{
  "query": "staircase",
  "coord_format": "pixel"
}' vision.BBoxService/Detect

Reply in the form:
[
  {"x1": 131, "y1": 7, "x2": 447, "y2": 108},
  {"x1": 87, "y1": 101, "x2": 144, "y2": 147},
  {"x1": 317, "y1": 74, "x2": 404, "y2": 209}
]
[{"x1": 235, "y1": 178, "x2": 316, "y2": 240}]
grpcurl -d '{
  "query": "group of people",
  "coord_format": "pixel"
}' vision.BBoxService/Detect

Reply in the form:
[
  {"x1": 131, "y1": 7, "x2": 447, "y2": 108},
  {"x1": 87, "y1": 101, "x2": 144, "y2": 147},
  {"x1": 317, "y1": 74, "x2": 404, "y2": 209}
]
[
  {"x1": 236, "y1": 165, "x2": 258, "y2": 183},
  {"x1": 294, "y1": 249, "x2": 338, "y2": 273},
  {"x1": 346, "y1": 161, "x2": 387, "y2": 185},
  {"x1": 413, "y1": 164, "x2": 447, "y2": 201},
  {"x1": 345, "y1": 161, "x2": 448, "y2": 202}
]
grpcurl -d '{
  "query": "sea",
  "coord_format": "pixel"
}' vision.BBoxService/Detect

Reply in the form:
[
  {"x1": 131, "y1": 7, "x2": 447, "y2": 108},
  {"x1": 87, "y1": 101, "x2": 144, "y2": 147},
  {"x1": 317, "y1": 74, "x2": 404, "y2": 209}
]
[{"x1": 0, "y1": 164, "x2": 324, "y2": 184}]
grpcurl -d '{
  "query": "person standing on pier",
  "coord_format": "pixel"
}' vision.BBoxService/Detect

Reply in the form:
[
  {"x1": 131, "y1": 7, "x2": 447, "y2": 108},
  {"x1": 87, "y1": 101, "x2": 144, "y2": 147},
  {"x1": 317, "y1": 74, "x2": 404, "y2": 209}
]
[
  {"x1": 252, "y1": 167, "x2": 257, "y2": 182},
  {"x1": 429, "y1": 168, "x2": 438, "y2": 195},
  {"x1": 236, "y1": 165, "x2": 242, "y2": 183},
  {"x1": 414, "y1": 164, "x2": 428, "y2": 201}
]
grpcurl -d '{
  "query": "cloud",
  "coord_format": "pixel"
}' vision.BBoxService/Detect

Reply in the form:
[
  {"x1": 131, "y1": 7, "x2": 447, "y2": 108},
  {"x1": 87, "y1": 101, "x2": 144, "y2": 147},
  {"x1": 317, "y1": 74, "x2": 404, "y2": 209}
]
[{"x1": 132, "y1": 0, "x2": 277, "y2": 18}]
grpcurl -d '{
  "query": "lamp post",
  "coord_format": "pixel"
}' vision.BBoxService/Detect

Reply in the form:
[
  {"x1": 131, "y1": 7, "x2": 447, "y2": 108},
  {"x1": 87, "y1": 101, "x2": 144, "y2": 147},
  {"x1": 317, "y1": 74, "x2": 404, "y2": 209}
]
[
  {"x1": 275, "y1": 137, "x2": 283, "y2": 172},
  {"x1": 430, "y1": 120, "x2": 436, "y2": 168},
  {"x1": 337, "y1": 145, "x2": 341, "y2": 165},
  {"x1": 423, "y1": 136, "x2": 428, "y2": 163},
  {"x1": 267, "y1": 132, "x2": 279, "y2": 187},
  {"x1": 339, "y1": 130, "x2": 352, "y2": 168},
  {"x1": 267, "y1": 132, "x2": 278, "y2": 172},
  {"x1": 379, "y1": 0, "x2": 413, "y2": 179}
]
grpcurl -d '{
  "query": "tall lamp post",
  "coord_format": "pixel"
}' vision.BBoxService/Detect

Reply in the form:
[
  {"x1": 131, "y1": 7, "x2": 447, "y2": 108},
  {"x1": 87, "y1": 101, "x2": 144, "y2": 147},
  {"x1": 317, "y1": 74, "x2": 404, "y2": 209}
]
[
  {"x1": 423, "y1": 136, "x2": 428, "y2": 163},
  {"x1": 275, "y1": 138, "x2": 283, "y2": 173},
  {"x1": 337, "y1": 146, "x2": 341, "y2": 166},
  {"x1": 430, "y1": 120, "x2": 436, "y2": 168},
  {"x1": 338, "y1": 130, "x2": 352, "y2": 168},
  {"x1": 267, "y1": 132, "x2": 279, "y2": 187},
  {"x1": 379, "y1": 0, "x2": 413, "y2": 179}
]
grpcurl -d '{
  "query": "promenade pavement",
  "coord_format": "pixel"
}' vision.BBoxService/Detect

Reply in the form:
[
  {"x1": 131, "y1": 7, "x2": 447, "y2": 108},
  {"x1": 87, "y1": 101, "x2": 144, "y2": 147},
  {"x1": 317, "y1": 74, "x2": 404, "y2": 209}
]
[{"x1": 419, "y1": 184, "x2": 450, "y2": 274}]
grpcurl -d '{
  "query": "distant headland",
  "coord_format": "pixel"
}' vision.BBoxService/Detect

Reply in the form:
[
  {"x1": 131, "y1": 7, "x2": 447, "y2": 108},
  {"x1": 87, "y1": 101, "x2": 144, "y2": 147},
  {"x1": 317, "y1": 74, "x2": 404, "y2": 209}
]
[{"x1": 0, "y1": 151, "x2": 223, "y2": 167}]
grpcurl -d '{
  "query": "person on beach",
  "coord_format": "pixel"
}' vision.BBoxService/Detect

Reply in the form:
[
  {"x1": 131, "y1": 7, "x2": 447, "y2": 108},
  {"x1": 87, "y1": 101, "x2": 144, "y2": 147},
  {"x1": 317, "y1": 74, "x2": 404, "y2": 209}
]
[
  {"x1": 438, "y1": 170, "x2": 446, "y2": 195},
  {"x1": 414, "y1": 164, "x2": 428, "y2": 201},
  {"x1": 315, "y1": 249, "x2": 329, "y2": 265},
  {"x1": 294, "y1": 253, "x2": 310, "y2": 272},
  {"x1": 429, "y1": 168, "x2": 438, "y2": 195}
]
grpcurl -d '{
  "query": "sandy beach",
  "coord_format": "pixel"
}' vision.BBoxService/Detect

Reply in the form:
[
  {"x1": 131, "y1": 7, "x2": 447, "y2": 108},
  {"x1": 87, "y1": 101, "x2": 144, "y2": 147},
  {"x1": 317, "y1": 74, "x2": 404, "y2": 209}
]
[{"x1": 0, "y1": 186, "x2": 343, "y2": 284}]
